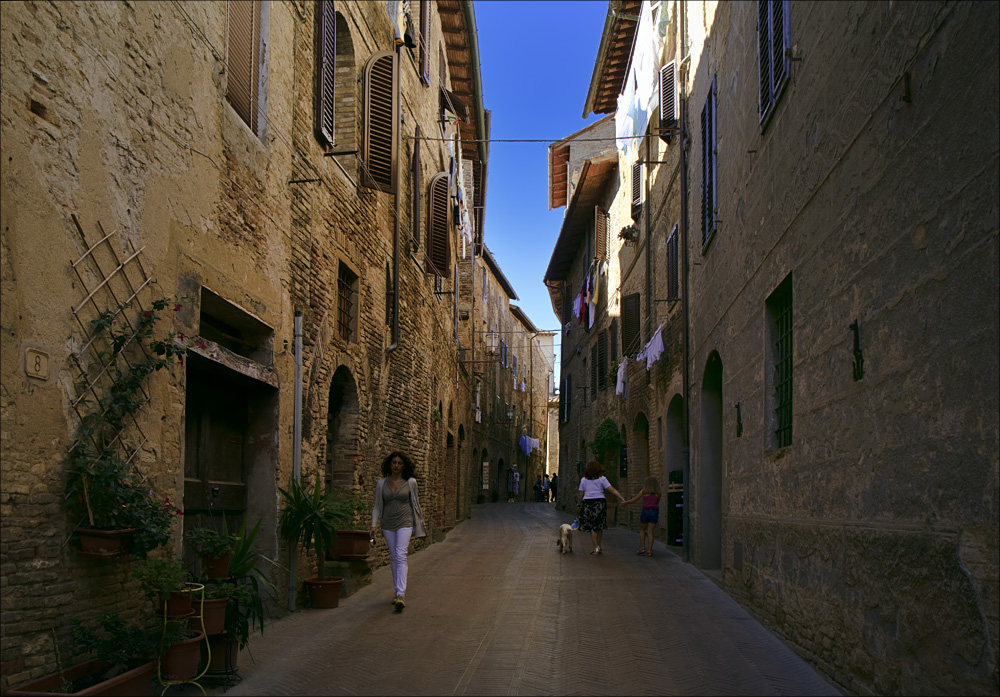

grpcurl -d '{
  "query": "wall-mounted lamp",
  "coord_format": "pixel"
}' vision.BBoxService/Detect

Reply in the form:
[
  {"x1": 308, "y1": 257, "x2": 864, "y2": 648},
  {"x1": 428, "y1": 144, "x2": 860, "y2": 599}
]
[
  {"x1": 850, "y1": 320, "x2": 864, "y2": 381},
  {"x1": 734, "y1": 402, "x2": 743, "y2": 437}
]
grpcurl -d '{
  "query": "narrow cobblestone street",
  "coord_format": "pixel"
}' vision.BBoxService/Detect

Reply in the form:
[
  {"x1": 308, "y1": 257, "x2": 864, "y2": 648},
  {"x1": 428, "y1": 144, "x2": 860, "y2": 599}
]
[{"x1": 195, "y1": 503, "x2": 840, "y2": 696}]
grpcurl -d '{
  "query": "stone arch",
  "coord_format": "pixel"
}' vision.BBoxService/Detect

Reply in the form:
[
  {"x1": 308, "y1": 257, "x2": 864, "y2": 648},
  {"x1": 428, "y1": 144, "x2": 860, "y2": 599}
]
[
  {"x1": 326, "y1": 364, "x2": 360, "y2": 492},
  {"x1": 699, "y1": 351, "x2": 724, "y2": 570}
]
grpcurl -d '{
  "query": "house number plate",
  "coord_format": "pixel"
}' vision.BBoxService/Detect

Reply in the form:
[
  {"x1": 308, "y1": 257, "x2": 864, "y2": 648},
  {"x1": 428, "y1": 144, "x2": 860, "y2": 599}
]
[{"x1": 25, "y1": 348, "x2": 49, "y2": 379}]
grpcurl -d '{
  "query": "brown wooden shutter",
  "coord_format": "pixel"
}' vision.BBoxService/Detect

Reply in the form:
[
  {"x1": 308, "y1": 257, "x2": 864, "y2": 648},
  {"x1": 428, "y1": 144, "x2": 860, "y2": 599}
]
[
  {"x1": 590, "y1": 344, "x2": 598, "y2": 401},
  {"x1": 427, "y1": 172, "x2": 451, "y2": 277},
  {"x1": 413, "y1": 125, "x2": 422, "y2": 245},
  {"x1": 631, "y1": 161, "x2": 642, "y2": 221},
  {"x1": 419, "y1": 0, "x2": 430, "y2": 85},
  {"x1": 226, "y1": 0, "x2": 260, "y2": 133},
  {"x1": 594, "y1": 206, "x2": 609, "y2": 262},
  {"x1": 314, "y1": 0, "x2": 336, "y2": 145},
  {"x1": 598, "y1": 330, "x2": 608, "y2": 391},
  {"x1": 622, "y1": 293, "x2": 641, "y2": 356},
  {"x1": 362, "y1": 50, "x2": 398, "y2": 192},
  {"x1": 610, "y1": 318, "x2": 618, "y2": 363},
  {"x1": 659, "y1": 60, "x2": 677, "y2": 140}
]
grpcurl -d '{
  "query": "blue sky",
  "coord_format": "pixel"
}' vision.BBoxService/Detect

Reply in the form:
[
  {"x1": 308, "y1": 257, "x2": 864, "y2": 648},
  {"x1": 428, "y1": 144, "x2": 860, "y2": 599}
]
[{"x1": 473, "y1": 0, "x2": 608, "y2": 346}]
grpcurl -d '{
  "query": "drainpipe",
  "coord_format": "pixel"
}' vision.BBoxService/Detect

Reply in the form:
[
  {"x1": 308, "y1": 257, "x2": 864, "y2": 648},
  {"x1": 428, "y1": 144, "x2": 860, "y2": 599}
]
[
  {"x1": 644, "y1": 135, "x2": 652, "y2": 343},
  {"x1": 678, "y1": 1, "x2": 692, "y2": 565},
  {"x1": 289, "y1": 310, "x2": 302, "y2": 610}
]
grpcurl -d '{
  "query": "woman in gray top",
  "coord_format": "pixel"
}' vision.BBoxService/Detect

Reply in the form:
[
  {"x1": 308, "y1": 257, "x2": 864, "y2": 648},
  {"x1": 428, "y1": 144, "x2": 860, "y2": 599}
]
[{"x1": 370, "y1": 451, "x2": 426, "y2": 610}]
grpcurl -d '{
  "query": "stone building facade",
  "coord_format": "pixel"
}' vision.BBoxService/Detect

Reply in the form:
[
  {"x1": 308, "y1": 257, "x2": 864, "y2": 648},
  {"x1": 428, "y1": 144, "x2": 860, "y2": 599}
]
[
  {"x1": 0, "y1": 1, "x2": 551, "y2": 691},
  {"x1": 548, "y1": 1, "x2": 998, "y2": 695}
]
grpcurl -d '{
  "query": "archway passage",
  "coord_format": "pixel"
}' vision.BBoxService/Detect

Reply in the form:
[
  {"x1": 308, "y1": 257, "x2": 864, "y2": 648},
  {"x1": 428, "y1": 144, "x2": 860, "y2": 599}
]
[
  {"x1": 326, "y1": 365, "x2": 360, "y2": 491},
  {"x1": 665, "y1": 394, "x2": 686, "y2": 547},
  {"x1": 699, "y1": 352, "x2": 723, "y2": 570}
]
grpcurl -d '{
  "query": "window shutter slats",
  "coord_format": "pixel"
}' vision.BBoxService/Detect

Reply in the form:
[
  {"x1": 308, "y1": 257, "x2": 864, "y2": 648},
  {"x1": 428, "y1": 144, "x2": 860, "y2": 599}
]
[
  {"x1": 623, "y1": 294, "x2": 641, "y2": 357},
  {"x1": 598, "y1": 330, "x2": 608, "y2": 391},
  {"x1": 227, "y1": 0, "x2": 259, "y2": 133},
  {"x1": 771, "y1": 0, "x2": 786, "y2": 89},
  {"x1": 419, "y1": 0, "x2": 430, "y2": 85},
  {"x1": 315, "y1": 1, "x2": 336, "y2": 145},
  {"x1": 631, "y1": 161, "x2": 641, "y2": 207},
  {"x1": 362, "y1": 51, "x2": 398, "y2": 192},
  {"x1": 758, "y1": 0, "x2": 771, "y2": 118},
  {"x1": 594, "y1": 206, "x2": 608, "y2": 262},
  {"x1": 413, "y1": 125, "x2": 422, "y2": 245},
  {"x1": 667, "y1": 226, "x2": 679, "y2": 300},
  {"x1": 659, "y1": 60, "x2": 677, "y2": 129},
  {"x1": 427, "y1": 172, "x2": 451, "y2": 277}
]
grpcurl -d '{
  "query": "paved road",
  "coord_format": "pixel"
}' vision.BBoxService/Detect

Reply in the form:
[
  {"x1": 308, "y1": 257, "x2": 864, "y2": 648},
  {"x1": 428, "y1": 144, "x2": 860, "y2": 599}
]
[{"x1": 200, "y1": 503, "x2": 840, "y2": 696}]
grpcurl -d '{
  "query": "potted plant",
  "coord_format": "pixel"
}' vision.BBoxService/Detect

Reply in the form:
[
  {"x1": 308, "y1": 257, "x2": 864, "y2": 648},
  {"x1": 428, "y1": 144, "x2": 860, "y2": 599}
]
[
  {"x1": 328, "y1": 489, "x2": 372, "y2": 560},
  {"x1": 206, "y1": 517, "x2": 280, "y2": 674},
  {"x1": 191, "y1": 582, "x2": 237, "y2": 637},
  {"x1": 158, "y1": 620, "x2": 203, "y2": 682},
  {"x1": 65, "y1": 299, "x2": 187, "y2": 560},
  {"x1": 185, "y1": 526, "x2": 237, "y2": 579},
  {"x1": 7, "y1": 612, "x2": 159, "y2": 697},
  {"x1": 278, "y1": 476, "x2": 347, "y2": 609},
  {"x1": 132, "y1": 556, "x2": 195, "y2": 618}
]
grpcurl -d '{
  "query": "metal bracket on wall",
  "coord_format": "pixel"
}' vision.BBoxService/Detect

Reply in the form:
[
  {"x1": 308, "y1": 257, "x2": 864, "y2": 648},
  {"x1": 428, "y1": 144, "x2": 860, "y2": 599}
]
[{"x1": 850, "y1": 320, "x2": 865, "y2": 381}]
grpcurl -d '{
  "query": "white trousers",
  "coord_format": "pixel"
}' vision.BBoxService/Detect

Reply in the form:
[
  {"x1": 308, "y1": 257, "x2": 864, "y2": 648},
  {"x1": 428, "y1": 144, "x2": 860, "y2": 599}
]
[{"x1": 382, "y1": 527, "x2": 413, "y2": 597}]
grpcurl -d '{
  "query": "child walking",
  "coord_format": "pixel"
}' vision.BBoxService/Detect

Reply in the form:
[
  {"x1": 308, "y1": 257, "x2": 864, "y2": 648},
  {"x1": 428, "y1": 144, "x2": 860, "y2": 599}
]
[{"x1": 623, "y1": 476, "x2": 661, "y2": 557}]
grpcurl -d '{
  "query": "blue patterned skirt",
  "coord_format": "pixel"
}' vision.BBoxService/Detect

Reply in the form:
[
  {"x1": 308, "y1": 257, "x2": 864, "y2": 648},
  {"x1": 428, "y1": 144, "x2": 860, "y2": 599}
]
[{"x1": 579, "y1": 498, "x2": 608, "y2": 532}]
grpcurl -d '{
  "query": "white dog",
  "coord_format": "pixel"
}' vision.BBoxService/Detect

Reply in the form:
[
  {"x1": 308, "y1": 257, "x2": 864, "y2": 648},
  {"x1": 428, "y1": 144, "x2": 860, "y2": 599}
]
[{"x1": 557, "y1": 523, "x2": 573, "y2": 554}]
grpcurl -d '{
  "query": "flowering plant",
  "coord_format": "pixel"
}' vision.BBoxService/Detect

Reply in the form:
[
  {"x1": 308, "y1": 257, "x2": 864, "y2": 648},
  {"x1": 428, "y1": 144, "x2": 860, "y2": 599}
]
[
  {"x1": 618, "y1": 224, "x2": 641, "y2": 245},
  {"x1": 65, "y1": 298, "x2": 187, "y2": 558}
]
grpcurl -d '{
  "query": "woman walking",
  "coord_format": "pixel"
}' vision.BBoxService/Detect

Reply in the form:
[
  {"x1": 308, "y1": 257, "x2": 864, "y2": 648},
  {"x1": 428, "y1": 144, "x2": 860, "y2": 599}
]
[
  {"x1": 370, "y1": 451, "x2": 427, "y2": 610},
  {"x1": 576, "y1": 460, "x2": 625, "y2": 555}
]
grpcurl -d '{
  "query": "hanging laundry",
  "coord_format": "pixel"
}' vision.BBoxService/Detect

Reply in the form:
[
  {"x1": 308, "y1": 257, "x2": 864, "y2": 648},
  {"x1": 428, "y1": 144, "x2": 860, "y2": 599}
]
[
  {"x1": 616, "y1": 358, "x2": 628, "y2": 399},
  {"x1": 573, "y1": 293, "x2": 582, "y2": 321},
  {"x1": 636, "y1": 322, "x2": 666, "y2": 370}
]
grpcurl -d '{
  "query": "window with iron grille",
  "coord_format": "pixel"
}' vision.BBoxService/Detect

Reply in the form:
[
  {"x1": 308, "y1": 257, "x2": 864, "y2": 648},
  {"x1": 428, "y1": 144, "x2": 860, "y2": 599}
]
[
  {"x1": 337, "y1": 261, "x2": 359, "y2": 343},
  {"x1": 598, "y1": 330, "x2": 608, "y2": 391},
  {"x1": 758, "y1": 0, "x2": 791, "y2": 130},
  {"x1": 766, "y1": 275, "x2": 793, "y2": 449},
  {"x1": 226, "y1": 0, "x2": 263, "y2": 135},
  {"x1": 701, "y1": 75, "x2": 717, "y2": 248},
  {"x1": 426, "y1": 172, "x2": 450, "y2": 276},
  {"x1": 631, "y1": 161, "x2": 642, "y2": 222},
  {"x1": 419, "y1": 0, "x2": 430, "y2": 85},
  {"x1": 362, "y1": 50, "x2": 398, "y2": 192},
  {"x1": 622, "y1": 293, "x2": 641, "y2": 357},
  {"x1": 590, "y1": 344, "x2": 598, "y2": 402},
  {"x1": 314, "y1": 0, "x2": 336, "y2": 145},
  {"x1": 667, "y1": 225, "x2": 679, "y2": 300}
]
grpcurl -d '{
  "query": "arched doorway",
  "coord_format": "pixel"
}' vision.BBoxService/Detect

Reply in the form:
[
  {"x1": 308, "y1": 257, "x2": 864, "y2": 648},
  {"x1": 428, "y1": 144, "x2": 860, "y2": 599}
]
[
  {"x1": 326, "y1": 365, "x2": 360, "y2": 491},
  {"x1": 666, "y1": 393, "x2": 686, "y2": 547},
  {"x1": 699, "y1": 352, "x2": 723, "y2": 569}
]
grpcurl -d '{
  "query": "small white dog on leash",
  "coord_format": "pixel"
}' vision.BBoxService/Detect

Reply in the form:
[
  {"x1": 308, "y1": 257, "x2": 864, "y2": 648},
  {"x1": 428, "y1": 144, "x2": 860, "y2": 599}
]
[{"x1": 557, "y1": 523, "x2": 573, "y2": 554}]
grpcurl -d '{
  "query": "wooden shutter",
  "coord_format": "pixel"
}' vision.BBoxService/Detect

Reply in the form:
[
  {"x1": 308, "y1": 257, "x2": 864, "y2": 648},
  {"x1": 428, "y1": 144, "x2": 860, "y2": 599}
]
[
  {"x1": 362, "y1": 50, "x2": 398, "y2": 192},
  {"x1": 590, "y1": 344, "x2": 598, "y2": 401},
  {"x1": 771, "y1": 1, "x2": 787, "y2": 92},
  {"x1": 701, "y1": 77, "x2": 716, "y2": 245},
  {"x1": 598, "y1": 330, "x2": 608, "y2": 391},
  {"x1": 667, "y1": 225, "x2": 679, "y2": 300},
  {"x1": 427, "y1": 172, "x2": 451, "y2": 277},
  {"x1": 758, "y1": 0, "x2": 771, "y2": 118},
  {"x1": 314, "y1": 0, "x2": 336, "y2": 145},
  {"x1": 594, "y1": 206, "x2": 609, "y2": 262},
  {"x1": 622, "y1": 293, "x2": 641, "y2": 356},
  {"x1": 659, "y1": 60, "x2": 677, "y2": 138},
  {"x1": 610, "y1": 318, "x2": 618, "y2": 363},
  {"x1": 631, "y1": 161, "x2": 642, "y2": 221},
  {"x1": 419, "y1": 0, "x2": 430, "y2": 85},
  {"x1": 413, "y1": 125, "x2": 422, "y2": 245},
  {"x1": 226, "y1": 0, "x2": 260, "y2": 133}
]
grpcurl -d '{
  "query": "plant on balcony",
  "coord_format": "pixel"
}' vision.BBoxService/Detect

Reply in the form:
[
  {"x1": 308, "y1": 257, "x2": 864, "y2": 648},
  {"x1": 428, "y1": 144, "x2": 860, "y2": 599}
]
[{"x1": 618, "y1": 224, "x2": 640, "y2": 246}]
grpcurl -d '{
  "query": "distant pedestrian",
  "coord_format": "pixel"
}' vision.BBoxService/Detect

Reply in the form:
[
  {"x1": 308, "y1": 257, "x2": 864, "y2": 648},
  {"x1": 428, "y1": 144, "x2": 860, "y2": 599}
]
[
  {"x1": 576, "y1": 460, "x2": 625, "y2": 555},
  {"x1": 533, "y1": 475, "x2": 543, "y2": 502},
  {"x1": 550, "y1": 474, "x2": 558, "y2": 502},
  {"x1": 542, "y1": 474, "x2": 550, "y2": 502},
  {"x1": 623, "y1": 475, "x2": 661, "y2": 557},
  {"x1": 371, "y1": 451, "x2": 426, "y2": 611}
]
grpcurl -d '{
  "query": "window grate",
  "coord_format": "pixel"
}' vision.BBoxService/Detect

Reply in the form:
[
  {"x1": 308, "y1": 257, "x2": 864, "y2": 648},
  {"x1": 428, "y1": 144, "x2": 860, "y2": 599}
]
[
  {"x1": 337, "y1": 262, "x2": 358, "y2": 342},
  {"x1": 667, "y1": 226, "x2": 679, "y2": 300}
]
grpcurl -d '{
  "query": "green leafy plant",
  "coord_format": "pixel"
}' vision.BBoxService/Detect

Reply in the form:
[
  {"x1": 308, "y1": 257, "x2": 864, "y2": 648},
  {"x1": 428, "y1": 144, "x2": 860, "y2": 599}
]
[
  {"x1": 278, "y1": 476, "x2": 350, "y2": 582},
  {"x1": 65, "y1": 298, "x2": 187, "y2": 558},
  {"x1": 132, "y1": 556, "x2": 192, "y2": 601},
  {"x1": 607, "y1": 357, "x2": 622, "y2": 385},
  {"x1": 590, "y1": 418, "x2": 622, "y2": 490},
  {"x1": 69, "y1": 612, "x2": 159, "y2": 678},
  {"x1": 185, "y1": 527, "x2": 237, "y2": 558},
  {"x1": 431, "y1": 406, "x2": 443, "y2": 423},
  {"x1": 226, "y1": 517, "x2": 280, "y2": 651},
  {"x1": 332, "y1": 488, "x2": 370, "y2": 528}
]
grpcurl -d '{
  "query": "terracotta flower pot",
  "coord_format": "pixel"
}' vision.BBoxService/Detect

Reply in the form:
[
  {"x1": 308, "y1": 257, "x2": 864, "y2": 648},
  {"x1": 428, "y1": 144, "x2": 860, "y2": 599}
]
[
  {"x1": 204, "y1": 634, "x2": 239, "y2": 675},
  {"x1": 191, "y1": 596, "x2": 228, "y2": 636},
  {"x1": 160, "y1": 631, "x2": 204, "y2": 681},
  {"x1": 305, "y1": 577, "x2": 343, "y2": 608},
  {"x1": 76, "y1": 528, "x2": 136, "y2": 559},
  {"x1": 6, "y1": 658, "x2": 156, "y2": 696},
  {"x1": 327, "y1": 530, "x2": 371, "y2": 560},
  {"x1": 157, "y1": 589, "x2": 193, "y2": 619},
  {"x1": 200, "y1": 553, "x2": 230, "y2": 579}
]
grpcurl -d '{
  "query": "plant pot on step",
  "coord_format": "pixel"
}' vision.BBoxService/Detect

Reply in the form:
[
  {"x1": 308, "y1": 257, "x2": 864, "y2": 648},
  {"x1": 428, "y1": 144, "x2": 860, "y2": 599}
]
[
  {"x1": 328, "y1": 530, "x2": 371, "y2": 560},
  {"x1": 305, "y1": 577, "x2": 344, "y2": 608},
  {"x1": 157, "y1": 587, "x2": 195, "y2": 619},
  {"x1": 203, "y1": 633, "x2": 239, "y2": 674},
  {"x1": 192, "y1": 596, "x2": 228, "y2": 636},
  {"x1": 160, "y1": 631, "x2": 204, "y2": 681},
  {"x1": 6, "y1": 659, "x2": 156, "y2": 696},
  {"x1": 76, "y1": 528, "x2": 136, "y2": 559}
]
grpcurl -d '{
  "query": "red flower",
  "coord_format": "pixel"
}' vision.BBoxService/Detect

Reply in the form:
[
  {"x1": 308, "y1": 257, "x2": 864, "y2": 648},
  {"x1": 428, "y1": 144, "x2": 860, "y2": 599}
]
[
  {"x1": 177, "y1": 333, "x2": 184, "y2": 340},
  {"x1": 143, "y1": 311, "x2": 152, "y2": 318},
  {"x1": 173, "y1": 304, "x2": 181, "y2": 311},
  {"x1": 198, "y1": 342, "x2": 205, "y2": 349},
  {"x1": 176, "y1": 510, "x2": 184, "y2": 515}
]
